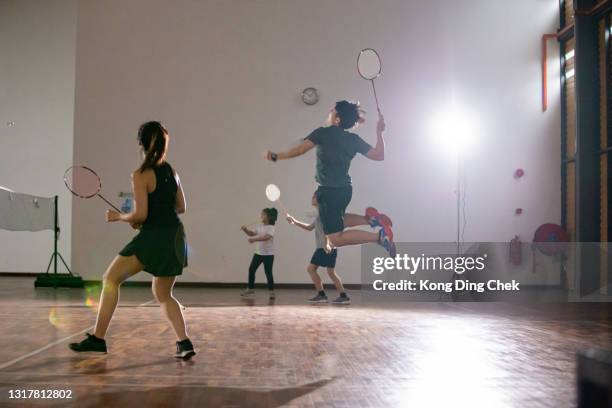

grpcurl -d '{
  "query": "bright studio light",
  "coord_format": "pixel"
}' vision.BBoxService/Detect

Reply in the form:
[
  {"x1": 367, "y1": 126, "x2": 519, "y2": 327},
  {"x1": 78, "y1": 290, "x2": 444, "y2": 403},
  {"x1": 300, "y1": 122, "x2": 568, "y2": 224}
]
[{"x1": 429, "y1": 105, "x2": 478, "y2": 154}]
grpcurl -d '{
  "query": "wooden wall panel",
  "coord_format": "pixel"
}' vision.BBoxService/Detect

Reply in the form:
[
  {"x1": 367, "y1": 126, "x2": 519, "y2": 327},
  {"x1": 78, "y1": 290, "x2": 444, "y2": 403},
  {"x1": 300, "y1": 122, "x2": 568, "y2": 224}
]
[{"x1": 564, "y1": 0, "x2": 575, "y2": 27}]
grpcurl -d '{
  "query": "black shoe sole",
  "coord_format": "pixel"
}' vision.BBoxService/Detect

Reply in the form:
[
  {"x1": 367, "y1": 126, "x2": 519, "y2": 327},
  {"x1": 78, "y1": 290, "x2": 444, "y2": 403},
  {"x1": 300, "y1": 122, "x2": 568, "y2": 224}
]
[
  {"x1": 174, "y1": 350, "x2": 196, "y2": 360},
  {"x1": 69, "y1": 347, "x2": 107, "y2": 354}
]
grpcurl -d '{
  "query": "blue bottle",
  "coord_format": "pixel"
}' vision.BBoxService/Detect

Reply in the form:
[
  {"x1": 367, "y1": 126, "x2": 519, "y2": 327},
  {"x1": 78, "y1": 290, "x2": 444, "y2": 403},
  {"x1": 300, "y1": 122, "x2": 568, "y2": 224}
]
[{"x1": 121, "y1": 198, "x2": 133, "y2": 213}]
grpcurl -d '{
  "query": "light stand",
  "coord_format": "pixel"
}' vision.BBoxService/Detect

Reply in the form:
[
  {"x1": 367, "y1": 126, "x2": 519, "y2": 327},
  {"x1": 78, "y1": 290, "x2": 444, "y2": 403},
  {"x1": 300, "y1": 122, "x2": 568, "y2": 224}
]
[
  {"x1": 430, "y1": 106, "x2": 475, "y2": 301},
  {"x1": 438, "y1": 151, "x2": 466, "y2": 301},
  {"x1": 456, "y1": 150, "x2": 462, "y2": 258}
]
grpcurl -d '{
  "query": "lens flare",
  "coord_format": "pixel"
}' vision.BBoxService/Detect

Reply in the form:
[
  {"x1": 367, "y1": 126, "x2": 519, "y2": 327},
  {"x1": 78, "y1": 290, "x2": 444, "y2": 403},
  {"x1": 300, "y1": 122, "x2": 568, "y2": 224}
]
[
  {"x1": 48, "y1": 308, "x2": 66, "y2": 328},
  {"x1": 84, "y1": 284, "x2": 101, "y2": 308}
]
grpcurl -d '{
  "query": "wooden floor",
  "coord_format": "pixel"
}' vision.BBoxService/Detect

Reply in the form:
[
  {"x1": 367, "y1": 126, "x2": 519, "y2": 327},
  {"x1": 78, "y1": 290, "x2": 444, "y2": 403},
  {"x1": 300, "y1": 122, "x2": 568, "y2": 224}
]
[{"x1": 0, "y1": 277, "x2": 611, "y2": 407}]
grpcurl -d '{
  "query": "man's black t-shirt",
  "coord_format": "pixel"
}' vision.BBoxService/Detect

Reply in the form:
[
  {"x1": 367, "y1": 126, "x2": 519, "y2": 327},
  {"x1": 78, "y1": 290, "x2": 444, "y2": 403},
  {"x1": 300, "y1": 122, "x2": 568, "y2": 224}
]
[{"x1": 305, "y1": 126, "x2": 372, "y2": 187}]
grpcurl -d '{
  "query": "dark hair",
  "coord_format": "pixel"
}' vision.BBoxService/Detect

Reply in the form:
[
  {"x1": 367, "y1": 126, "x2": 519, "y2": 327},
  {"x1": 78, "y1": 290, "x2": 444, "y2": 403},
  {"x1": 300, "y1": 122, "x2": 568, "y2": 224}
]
[
  {"x1": 137, "y1": 121, "x2": 169, "y2": 172},
  {"x1": 335, "y1": 100, "x2": 363, "y2": 129},
  {"x1": 262, "y1": 208, "x2": 278, "y2": 225}
]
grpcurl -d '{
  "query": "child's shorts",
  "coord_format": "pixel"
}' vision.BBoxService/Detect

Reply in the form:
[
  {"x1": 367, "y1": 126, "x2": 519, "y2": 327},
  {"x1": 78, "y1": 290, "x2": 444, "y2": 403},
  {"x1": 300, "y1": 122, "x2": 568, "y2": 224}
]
[{"x1": 310, "y1": 248, "x2": 338, "y2": 268}]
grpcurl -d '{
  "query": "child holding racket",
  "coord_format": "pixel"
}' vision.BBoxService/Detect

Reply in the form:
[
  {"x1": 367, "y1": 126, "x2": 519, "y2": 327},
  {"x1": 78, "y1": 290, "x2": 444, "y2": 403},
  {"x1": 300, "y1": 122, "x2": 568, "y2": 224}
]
[
  {"x1": 69, "y1": 121, "x2": 195, "y2": 360},
  {"x1": 266, "y1": 100, "x2": 396, "y2": 257},
  {"x1": 240, "y1": 208, "x2": 278, "y2": 299}
]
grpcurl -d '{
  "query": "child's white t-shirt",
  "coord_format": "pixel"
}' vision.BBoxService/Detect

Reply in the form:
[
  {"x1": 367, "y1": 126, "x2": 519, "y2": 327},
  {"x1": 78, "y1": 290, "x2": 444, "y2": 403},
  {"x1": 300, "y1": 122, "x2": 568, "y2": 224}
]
[
  {"x1": 254, "y1": 224, "x2": 275, "y2": 256},
  {"x1": 314, "y1": 216, "x2": 326, "y2": 249}
]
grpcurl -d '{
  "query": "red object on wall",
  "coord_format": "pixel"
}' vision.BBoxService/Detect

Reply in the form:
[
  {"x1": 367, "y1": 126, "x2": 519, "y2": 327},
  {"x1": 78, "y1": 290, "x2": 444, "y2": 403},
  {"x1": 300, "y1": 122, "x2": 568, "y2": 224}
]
[
  {"x1": 532, "y1": 223, "x2": 569, "y2": 256},
  {"x1": 515, "y1": 208, "x2": 523, "y2": 215},
  {"x1": 514, "y1": 169, "x2": 525, "y2": 179},
  {"x1": 509, "y1": 235, "x2": 522, "y2": 266}
]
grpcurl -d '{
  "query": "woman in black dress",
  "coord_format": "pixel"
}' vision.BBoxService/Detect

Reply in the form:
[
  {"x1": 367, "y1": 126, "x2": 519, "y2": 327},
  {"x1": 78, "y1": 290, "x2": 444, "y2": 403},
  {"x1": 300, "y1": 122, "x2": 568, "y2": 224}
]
[{"x1": 70, "y1": 121, "x2": 195, "y2": 360}]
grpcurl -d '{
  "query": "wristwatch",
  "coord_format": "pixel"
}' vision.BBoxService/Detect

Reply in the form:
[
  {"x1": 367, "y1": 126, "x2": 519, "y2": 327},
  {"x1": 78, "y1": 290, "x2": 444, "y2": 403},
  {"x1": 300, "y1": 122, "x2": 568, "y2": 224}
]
[{"x1": 271, "y1": 152, "x2": 278, "y2": 162}]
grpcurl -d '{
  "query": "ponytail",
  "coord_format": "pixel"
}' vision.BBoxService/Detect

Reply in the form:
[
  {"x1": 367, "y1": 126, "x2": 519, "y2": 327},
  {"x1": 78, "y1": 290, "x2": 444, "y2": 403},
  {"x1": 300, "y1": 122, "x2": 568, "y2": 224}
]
[{"x1": 137, "y1": 121, "x2": 169, "y2": 172}]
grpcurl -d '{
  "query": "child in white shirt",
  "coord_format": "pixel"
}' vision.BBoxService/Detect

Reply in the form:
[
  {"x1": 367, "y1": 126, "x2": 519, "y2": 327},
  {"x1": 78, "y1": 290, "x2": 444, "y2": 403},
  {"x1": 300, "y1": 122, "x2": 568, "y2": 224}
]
[{"x1": 240, "y1": 208, "x2": 278, "y2": 299}]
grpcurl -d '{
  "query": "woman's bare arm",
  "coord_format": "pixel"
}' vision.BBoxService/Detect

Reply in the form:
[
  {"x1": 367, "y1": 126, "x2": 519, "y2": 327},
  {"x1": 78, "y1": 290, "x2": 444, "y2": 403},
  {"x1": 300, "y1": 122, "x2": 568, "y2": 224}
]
[{"x1": 118, "y1": 170, "x2": 149, "y2": 224}]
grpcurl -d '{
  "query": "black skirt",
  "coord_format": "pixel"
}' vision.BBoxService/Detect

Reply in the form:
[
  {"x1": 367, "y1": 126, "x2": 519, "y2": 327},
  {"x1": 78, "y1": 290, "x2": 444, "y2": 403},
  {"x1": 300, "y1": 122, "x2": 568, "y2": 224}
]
[{"x1": 119, "y1": 223, "x2": 187, "y2": 277}]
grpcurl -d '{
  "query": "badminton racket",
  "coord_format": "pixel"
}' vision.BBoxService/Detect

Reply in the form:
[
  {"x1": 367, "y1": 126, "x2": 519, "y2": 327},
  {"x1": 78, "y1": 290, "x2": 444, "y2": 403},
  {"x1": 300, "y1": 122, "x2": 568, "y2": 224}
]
[{"x1": 64, "y1": 166, "x2": 121, "y2": 212}]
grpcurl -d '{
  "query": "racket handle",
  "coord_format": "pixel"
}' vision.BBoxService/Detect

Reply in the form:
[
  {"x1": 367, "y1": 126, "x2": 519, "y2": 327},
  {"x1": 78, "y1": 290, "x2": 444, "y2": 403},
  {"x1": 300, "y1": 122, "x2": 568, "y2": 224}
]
[
  {"x1": 97, "y1": 193, "x2": 122, "y2": 212},
  {"x1": 277, "y1": 200, "x2": 289, "y2": 216},
  {"x1": 371, "y1": 80, "x2": 381, "y2": 113}
]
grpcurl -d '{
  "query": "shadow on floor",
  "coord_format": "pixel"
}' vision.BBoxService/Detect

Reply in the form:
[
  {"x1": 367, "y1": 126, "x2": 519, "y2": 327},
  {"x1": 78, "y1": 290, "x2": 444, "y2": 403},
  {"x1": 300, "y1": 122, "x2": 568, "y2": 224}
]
[
  {"x1": 5, "y1": 355, "x2": 179, "y2": 376},
  {"x1": 69, "y1": 378, "x2": 335, "y2": 408}
]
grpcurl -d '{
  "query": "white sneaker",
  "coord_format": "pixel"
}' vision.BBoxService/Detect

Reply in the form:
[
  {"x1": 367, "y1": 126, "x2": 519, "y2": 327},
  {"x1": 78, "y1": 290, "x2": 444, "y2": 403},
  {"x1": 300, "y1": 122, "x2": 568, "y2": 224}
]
[{"x1": 241, "y1": 289, "x2": 255, "y2": 297}]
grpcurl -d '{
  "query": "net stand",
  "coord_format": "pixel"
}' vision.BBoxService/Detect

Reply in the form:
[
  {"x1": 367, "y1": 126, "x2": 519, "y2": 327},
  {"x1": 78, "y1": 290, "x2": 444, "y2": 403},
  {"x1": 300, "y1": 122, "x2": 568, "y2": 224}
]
[{"x1": 35, "y1": 196, "x2": 83, "y2": 288}]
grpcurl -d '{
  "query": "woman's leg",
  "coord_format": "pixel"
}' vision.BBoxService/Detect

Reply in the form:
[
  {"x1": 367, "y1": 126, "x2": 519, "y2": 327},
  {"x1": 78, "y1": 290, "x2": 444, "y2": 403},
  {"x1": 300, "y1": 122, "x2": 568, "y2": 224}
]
[
  {"x1": 307, "y1": 263, "x2": 323, "y2": 291},
  {"x1": 326, "y1": 268, "x2": 345, "y2": 293},
  {"x1": 152, "y1": 276, "x2": 188, "y2": 341},
  {"x1": 248, "y1": 255, "x2": 263, "y2": 289},
  {"x1": 93, "y1": 255, "x2": 143, "y2": 339},
  {"x1": 262, "y1": 255, "x2": 275, "y2": 291}
]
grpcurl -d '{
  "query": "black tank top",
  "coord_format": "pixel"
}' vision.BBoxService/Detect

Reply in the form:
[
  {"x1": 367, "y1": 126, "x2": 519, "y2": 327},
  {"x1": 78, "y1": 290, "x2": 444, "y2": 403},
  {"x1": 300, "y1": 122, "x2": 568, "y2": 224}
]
[{"x1": 143, "y1": 162, "x2": 181, "y2": 228}]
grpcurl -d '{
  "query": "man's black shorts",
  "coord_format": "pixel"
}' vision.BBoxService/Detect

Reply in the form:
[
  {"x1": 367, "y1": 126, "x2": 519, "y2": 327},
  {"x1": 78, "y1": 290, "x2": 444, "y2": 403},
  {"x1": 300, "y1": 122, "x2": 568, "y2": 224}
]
[{"x1": 315, "y1": 185, "x2": 352, "y2": 235}]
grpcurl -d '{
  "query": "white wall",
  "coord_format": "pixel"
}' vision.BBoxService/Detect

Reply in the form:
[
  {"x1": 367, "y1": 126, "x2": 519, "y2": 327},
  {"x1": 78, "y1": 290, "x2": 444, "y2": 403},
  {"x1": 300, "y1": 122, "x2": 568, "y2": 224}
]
[
  {"x1": 72, "y1": 0, "x2": 561, "y2": 283},
  {"x1": 0, "y1": 0, "x2": 77, "y2": 273}
]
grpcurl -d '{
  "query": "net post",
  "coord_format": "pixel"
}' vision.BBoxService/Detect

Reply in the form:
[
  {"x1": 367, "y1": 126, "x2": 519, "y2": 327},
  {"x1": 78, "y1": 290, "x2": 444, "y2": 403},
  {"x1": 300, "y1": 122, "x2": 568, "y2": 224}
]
[
  {"x1": 54, "y1": 195, "x2": 58, "y2": 276},
  {"x1": 35, "y1": 194, "x2": 83, "y2": 288}
]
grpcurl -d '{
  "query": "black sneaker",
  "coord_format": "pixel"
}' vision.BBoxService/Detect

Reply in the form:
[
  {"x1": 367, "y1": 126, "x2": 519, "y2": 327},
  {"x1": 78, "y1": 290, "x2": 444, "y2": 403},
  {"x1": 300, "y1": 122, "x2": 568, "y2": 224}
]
[
  {"x1": 308, "y1": 293, "x2": 328, "y2": 303},
  {"x1": 174, "y1": 338, "x2": 196, "y2": 360},
  {"x1": 332, "y1": 295, "x2": 351, "y2": 305},
  {"x1": 69, "y1": 333, "x2": 107, "y2": 354}
]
